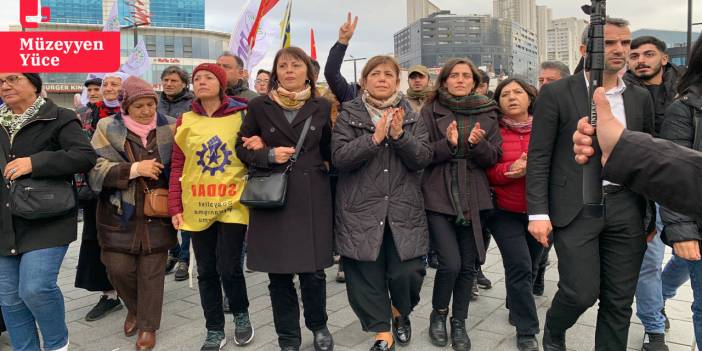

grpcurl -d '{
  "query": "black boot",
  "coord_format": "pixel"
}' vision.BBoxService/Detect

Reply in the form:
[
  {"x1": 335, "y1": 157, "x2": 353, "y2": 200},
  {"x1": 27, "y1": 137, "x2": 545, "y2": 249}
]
[
  {"x1": 450, "y1": 317, "x2": 471, "y2": 351},
  {"x1": 542, "y1": 328, "x2": 566, "y2": 351},
  {"x1": 313, "y1": 327, "x2": 334, "y2": 351},
  {"x1": 429, "y1": 310, "x2": 448, "y2": 347},
  {"x1": 476, "y1": 266, "x2": 492, "y2": 289},
  {"x1": 369, "y1": 340, "x2": 394, "y2": 351},
  {"x1": 517, "y1": 335, "x2": 539, "y2": 351},
  {"x1": 392, "y1": 315, "x2": 411, "y2": 346},
  {"x1": 643, "y1": 332, "x2": 669, "y2": 351}
]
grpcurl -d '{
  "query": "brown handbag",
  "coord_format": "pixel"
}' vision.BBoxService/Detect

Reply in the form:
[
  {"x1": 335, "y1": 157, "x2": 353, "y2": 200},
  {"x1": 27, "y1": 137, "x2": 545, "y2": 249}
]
[{"x1": 125, "y1": 142, "x2": 170, "y2": 218}]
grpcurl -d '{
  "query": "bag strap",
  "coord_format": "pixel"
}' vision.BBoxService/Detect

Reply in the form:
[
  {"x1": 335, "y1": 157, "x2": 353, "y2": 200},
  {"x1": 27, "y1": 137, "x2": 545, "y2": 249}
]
[
  {"x1": 290, "y1": 116, "x2": 313, "y2": 164},
  {"x1": 124, "y1": 142, "x2": 151, "y2": 193}
]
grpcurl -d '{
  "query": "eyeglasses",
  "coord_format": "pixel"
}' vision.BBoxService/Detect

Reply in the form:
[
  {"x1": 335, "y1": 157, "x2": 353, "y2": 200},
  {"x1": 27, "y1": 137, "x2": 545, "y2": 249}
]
[
  {"x1": 0, "y1": 75, "x2": 25, "y2": 87},
  {"x1": 255, "y1": 79, "x2": 269, "y2": 85}
]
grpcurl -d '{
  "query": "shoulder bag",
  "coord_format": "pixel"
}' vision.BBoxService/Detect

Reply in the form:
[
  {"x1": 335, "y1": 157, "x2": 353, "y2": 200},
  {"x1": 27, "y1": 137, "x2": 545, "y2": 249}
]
[{"x1": 240, "y1": 116, "x2": 312, "y2": 208}]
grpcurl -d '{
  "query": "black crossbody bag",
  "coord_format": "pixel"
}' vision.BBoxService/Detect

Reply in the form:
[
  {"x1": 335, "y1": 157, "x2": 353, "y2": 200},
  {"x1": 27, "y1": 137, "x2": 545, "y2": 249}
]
[
  {"x1": 240, "y1": 116, "x2": 312, "y2": 209},
  {"x1": 0, "y1": 148, "x2": 76, "y2": 220}
]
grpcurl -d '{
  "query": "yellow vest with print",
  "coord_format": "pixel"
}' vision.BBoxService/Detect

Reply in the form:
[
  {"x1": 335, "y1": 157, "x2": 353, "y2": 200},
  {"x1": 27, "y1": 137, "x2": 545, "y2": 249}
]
[{"x1": 175, "y1": 111, "x2": 248, "y2": 231}]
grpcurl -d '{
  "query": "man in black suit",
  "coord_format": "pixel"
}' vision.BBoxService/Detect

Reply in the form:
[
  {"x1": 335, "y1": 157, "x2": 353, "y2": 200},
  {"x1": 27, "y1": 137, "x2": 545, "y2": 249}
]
[{"x1": 526, "y1": 17, "x2": 655, "y2": 351}]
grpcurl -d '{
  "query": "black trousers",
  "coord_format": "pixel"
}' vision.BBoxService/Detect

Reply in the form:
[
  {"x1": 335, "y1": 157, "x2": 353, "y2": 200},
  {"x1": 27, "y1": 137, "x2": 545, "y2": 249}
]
[
  {"x1": 75, "y1": 201, "x2": 114, "y2": 292},
  {"x1": 428, "y1": 212, "x2": 478, "y2": 320},
  {"x1": 343, "y1": 226, "x2": 425, "y2": 332},
  {"x1": 268, "y1": 272, "x2": 328, "y2": 347},
  {"x1": 546, "y1": 189, "x2": 647, "y2": 351},
  {"x1": 536, "y1": 243, "x2": 552, "y2": 277},
  {"x1": 488, "y1": 210, "x2": 543, "y2": 335},
  {"x1": 191, "y1": 222, "x2": 249, "y2": 332}
]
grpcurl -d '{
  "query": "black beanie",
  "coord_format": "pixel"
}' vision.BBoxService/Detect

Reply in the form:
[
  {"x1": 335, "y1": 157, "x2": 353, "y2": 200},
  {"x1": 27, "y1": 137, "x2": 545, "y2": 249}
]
[{"x1": 22, "y1": 73, "x2": 42, "y2": 94}]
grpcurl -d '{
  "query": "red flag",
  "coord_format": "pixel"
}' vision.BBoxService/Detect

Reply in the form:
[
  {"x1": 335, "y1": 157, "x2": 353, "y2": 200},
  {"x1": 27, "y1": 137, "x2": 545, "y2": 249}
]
[
  {"x1": 310, "y1": 28, "x2": 317, "y2": 60},
  {"x1": 247, "y1": 0, "x2": 280, "y2": 49}
]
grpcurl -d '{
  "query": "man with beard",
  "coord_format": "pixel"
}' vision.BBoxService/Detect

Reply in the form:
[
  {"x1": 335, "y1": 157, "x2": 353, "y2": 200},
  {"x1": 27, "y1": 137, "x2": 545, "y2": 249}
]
[
  {"x1": 624, "y1": 35, "x2": 684, "y2": 351},
  {"x1": 217, "y1": 52, "x2": 258, "y2": 100},
  {"x1": 406, "y1": 65, "x2": 432, "y2": 112},
  {"x1": 625, "y1": 36, "x2": 682, "y2": 134},
  {"x1": 527, "y1": 18, "x2": 655, "y2": 350}
]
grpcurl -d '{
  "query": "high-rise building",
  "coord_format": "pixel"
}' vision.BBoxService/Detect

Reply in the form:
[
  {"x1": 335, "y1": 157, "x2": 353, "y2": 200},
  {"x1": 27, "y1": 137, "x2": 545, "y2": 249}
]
[
  {"x1": 536, "y1": 5, "x2": 552, "y2": 63},
  {"x1": 493, "y1": 0, "x2": 536, "y2": 33},
  {"x1": 394, "y1": 11, "x2": 539, "y2": 84},
  {"x1": 406, "y1": 0, "x2": 440, "y2": 25},
  {"x1": 148, "y1": 0, "x2": 205, "y2": 29},
  {"x1": 49, "y1": 0, "x2": 205, "y2": 29},
  {"x1": 44, "y1": 0, "x2": 103, "y2": 25},
  {"x1": 547, "y1": 17, "x2": 588, "y2": 72}
]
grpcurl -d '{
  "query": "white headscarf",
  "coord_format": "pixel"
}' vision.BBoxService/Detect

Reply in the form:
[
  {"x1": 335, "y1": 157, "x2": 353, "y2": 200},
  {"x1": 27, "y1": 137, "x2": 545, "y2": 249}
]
[{"x1": 101, "y1": 71, "x2": 131, "y2": 107}]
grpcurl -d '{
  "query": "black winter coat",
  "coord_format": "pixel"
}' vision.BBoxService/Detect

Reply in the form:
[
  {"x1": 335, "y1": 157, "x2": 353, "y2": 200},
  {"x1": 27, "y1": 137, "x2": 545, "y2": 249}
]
[
  {"x1": 0, "y1": 98, "x2": 97, "y2": 256},
  {"x1": 659, "y1": 85, "x2": 702, "y2": 245},
  {"x1": 235, "y1": 96, "x2": 334, "y2": 273},
  {"x1": 332, "y1": 97, "x2": 432, "y2": 262}
]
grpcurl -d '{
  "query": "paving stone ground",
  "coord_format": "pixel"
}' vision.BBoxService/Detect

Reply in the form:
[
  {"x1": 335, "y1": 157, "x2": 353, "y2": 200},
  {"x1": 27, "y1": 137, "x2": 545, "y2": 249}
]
[{"x1": 0, "y1": 223, "x2": 696, "y2": 350}]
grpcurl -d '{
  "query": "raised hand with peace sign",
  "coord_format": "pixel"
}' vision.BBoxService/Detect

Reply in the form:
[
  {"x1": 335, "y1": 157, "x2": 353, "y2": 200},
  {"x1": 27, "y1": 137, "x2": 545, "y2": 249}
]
[{"x1": 338, "y1": 12, "x2": 358, "y2": 45}]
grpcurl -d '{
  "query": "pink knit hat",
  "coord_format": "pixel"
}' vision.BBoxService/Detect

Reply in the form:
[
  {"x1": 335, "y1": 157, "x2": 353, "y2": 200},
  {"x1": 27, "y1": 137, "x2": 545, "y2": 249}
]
[{"x1": 121, "y1": 76, "x2": 158, "y2": 113}]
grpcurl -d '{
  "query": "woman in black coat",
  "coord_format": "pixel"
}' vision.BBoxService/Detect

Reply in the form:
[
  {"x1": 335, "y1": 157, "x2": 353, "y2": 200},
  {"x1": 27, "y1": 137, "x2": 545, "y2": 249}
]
[
  {"x1": 235, "y1": 47, "x2": 334, "y2": 351},
  {"x1": 332, "y1": 56, "x2": 433, "y2": 351},
  {"x1": 420, "y1": 58, "x2": 502, "y2": 351},
  {"x1": 0, "y1": 72, "x2": 97, "y2": 351}
]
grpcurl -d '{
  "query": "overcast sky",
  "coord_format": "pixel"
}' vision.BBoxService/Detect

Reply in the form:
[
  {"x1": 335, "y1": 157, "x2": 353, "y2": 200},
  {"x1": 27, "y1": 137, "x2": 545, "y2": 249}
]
[{"x1": 2, "y1": 0, "x2": 700, "y2": 80}]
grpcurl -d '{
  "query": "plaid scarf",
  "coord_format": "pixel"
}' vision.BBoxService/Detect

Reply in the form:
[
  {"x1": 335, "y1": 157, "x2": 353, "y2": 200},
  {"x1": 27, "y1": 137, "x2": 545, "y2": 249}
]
[
  {"x1": 437, "y1": 88, "x2": 498, "y2": 226},
  {"x1": 89, "y1": 113, "x2": 175, "y2": 222},
  {"x1": 436, "y1": 89, "x2": 497, "y2": 157},
  {"x1": 0, "y1": 96, "x2": 46, "y2": 137},
  {"x1": 500, "y1": 115, "x2": 533, "y2": 134},
  {"x1": 362, "y1": 90, "x2": 402, "y2": 124}
]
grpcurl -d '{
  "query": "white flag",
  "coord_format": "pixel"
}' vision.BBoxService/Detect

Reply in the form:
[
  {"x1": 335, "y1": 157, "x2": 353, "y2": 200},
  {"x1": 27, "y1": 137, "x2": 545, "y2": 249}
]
[
  {"x1": 103, "y1": 1, "x2": 120, "y2": 32},
  {"x1": 247, "y1": 19, "x2": 279, "y2": 88},
  {"x1": 228, "y1": 0, "x2": 259, "y2": 70},
  {"x1": 120, "y1": 39, "x2": 151, "y2": 77}
]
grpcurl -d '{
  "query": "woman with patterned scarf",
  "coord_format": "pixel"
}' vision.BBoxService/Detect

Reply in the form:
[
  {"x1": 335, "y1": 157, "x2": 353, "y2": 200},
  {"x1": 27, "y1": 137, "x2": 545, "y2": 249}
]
[
  {"x1": 333, "y1": 56, "x2": 433, "y2": 351},
  {"x1": 235, "y1": 46, "x2": 334, "y2": 351},
  {"x1": 485, "y1": 78, "x2": 541, "y2": 351},
  {"x1": 420, "y1": 58, "x2": 502, "y2": 351},
  {"x1": 75, "y1": 71, "x2": 129, "y2": 324},
  {"x1": 0, "y1": 72, "x2": 97, "y2": 351},
  {"x1": 89, "y1": 76, "x2": 176, "y2": 351},
  {"x1": 82, "y1": 72, "x2": 129, "y2": 135}
]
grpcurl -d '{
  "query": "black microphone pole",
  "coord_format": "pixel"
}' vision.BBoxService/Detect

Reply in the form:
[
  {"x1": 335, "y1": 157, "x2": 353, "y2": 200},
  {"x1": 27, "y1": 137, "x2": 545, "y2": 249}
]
[{"x1": 581, "y1": 0, "x2": 605, "y2": 218}]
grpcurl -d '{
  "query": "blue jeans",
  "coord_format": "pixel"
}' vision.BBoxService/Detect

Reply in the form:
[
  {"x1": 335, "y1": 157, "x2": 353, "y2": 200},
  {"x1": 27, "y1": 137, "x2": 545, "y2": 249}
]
[
  {"x1": 0, "y1": 246, "x2": 69, "y2": 351},
  {"x1": 636, "y1": 207, "x2": 667, "y2": 333},
  {"x1": 678, "y1": 257, "x2": 702, "y2": 350},
  {"x1": 662, "y1": 254, "x2": 690, "y2": 300},
  {"x1": 171, "y1": 231, "x2": 190, "y2": 264}
]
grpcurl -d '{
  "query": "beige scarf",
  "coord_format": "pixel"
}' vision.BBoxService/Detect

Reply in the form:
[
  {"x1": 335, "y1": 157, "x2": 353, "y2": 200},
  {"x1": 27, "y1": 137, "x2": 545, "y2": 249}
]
[
  {"x1": 362, "y1": 90, "x2": 402, "y2": 124},
  {"x1": 269, "y1": 85, "x2": 312, "y2": 111}
]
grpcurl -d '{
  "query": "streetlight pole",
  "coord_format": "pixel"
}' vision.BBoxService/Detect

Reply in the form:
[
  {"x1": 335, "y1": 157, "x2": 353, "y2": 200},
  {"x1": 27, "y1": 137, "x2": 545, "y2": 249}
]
[{"x1": 344, "y1": 56, "x2": 367, "y2": 84}]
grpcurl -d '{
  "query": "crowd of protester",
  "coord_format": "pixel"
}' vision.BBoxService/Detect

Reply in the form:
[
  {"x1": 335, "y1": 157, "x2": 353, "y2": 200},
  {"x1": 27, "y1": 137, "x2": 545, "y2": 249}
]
[{"x1": 0, "y1": 10, "x2": 700, "y2": 351}]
